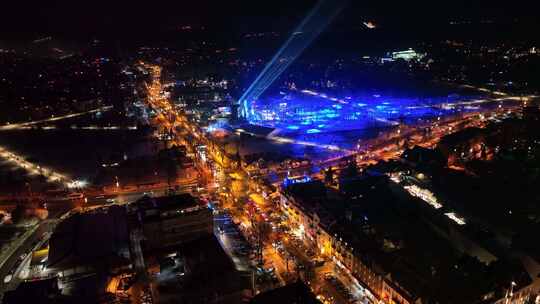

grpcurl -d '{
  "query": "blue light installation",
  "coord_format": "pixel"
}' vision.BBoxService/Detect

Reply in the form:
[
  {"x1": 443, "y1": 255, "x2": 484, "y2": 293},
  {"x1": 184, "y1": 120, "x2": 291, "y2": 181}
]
[
  {"x1": 247, "y1": 89, "x2": 488, "y2": 135},
  {"x1": 283, "y1": 175, "x2": 312, "y2": 187}
]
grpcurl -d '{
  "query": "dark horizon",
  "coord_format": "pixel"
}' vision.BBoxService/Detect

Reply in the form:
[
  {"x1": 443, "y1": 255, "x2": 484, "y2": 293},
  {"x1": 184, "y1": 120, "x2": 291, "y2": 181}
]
[{"x1": 2, "y1": 1, "x2": 539, "y2": 42}]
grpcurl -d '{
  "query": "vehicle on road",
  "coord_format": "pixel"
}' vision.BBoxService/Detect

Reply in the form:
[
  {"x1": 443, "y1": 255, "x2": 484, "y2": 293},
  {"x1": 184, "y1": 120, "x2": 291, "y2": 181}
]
[{"x1": 313, "y1": 258, "x2": 325, "y2": 267}]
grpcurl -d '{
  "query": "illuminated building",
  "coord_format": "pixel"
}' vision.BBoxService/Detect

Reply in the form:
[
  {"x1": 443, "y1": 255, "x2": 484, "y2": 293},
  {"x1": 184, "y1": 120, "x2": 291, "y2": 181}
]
[
  {"x1": 391, "y1": 49, "x2": 425, "y2": 61},
  {"x1": 436, "y1": 126, "x2": 499, "y2": 165},
  {"x1": 493, "y1": 279, "x2": 540, "y2": 304},
  {"x1": 402, "y1": 184, "x2": 443, "y2": 209},
  {"x1": 279, "y1": 179, "x2": 407, "y2": 303},
  {"x1": 444, "y1": 212, "x2": 466, "y2": 225},
  {"x1": 279, "y1": 180, "x2": 334, "y2": 256},
  {"x1": 280, "y1": 175, "x2": 519, "y2": 304}
]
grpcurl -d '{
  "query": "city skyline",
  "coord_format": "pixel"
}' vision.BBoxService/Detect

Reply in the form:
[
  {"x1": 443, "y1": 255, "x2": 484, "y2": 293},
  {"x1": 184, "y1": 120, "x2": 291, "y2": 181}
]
[{"x1": 1, "y1": 2, "x2": 540, "y2": 304}]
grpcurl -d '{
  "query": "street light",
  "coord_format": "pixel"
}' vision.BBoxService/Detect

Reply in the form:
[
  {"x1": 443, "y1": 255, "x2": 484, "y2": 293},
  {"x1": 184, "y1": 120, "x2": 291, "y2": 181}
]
[
  {"x1": 67, "y1": 179, "x2": 88, "y2": 189},
  {"x1": 505, "y1": 281, "x2": 517, "y2": 304}
]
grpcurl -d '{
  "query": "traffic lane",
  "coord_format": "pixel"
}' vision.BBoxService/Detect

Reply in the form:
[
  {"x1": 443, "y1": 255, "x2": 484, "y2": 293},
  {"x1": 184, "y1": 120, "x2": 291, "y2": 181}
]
[
  {"x1": 216, "y1": 211, "x2": 288, "y2": 287},
  {"x1": 3, "y1": 233, "x2": 49, "y2": 292},
  {"x1": 316, "y1": 263, "x2": 372, "y2": 304},
  {"x1": 332, "y1": 266, "x2": 374, "y2": 304},
  {"x1": 85, "y1": 186, "x2": 190, "y2": 207},
  {"x1": 262, "y1": 246, "x2": 289, "y2": 285},
  {"x1": 280, "y1": 237, "x2": 358, "y2": 304},
  {"x1": 282, "y1": 237, "x2": 315, "y2": 268},
  {"x1": 272, "y1": 241, "x2": 349, "y2": 304},
  {"x1": 312, "y1": 267, "x2": 354, "y2": 304},
  {"x1": 0, "y1": 221, "x2": 55, "y2": 292},
  {"x1": 323, "y1": 281, "x2": 353, "y2": 304}
]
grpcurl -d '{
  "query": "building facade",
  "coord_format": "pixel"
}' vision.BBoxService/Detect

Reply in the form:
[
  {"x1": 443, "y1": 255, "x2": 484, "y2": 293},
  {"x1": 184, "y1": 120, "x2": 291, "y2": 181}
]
[{"x1": 280, "y1": 184, "x2": 415, "y2": 304}]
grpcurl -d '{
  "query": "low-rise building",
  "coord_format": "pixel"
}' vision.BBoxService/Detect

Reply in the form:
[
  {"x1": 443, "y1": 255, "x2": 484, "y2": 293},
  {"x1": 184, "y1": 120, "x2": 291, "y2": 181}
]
[
  {"x1": 280, "y1": 176, "x2": 526, "y2": 304},
  {"x1": 48, "y1": 205, "x2": 130, "y2": 276},
  {"x1": 280, "y1": 180, "x2": 334, "y2": 256},
  {"x1": 134, "y1": 194, "x2": 213, "y2": 251},
  {"x1": 493, "y1": 277, "x2": 540, "y2": 304}
]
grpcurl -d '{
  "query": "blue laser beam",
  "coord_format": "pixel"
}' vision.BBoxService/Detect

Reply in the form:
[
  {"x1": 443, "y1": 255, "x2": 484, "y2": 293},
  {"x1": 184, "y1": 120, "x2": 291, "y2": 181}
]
[{"x1": 238, "y1": 0, "x2": 347, "y2": 120}]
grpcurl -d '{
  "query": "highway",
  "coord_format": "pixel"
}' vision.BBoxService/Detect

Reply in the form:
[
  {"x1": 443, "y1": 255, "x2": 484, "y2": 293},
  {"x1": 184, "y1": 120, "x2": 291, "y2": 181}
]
[{"x1": 0, "y1": 106, "x2": 113, "y2": 131}]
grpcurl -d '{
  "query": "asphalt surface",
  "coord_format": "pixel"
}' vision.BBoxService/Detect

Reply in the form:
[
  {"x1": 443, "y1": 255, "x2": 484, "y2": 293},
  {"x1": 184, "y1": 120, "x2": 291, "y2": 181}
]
[
  {"x1": 0, "y1": 220, "x2": 56, "y2": 294},
  {"x1": 214, "y1": 212, "x2": 252, "y2": 272}
]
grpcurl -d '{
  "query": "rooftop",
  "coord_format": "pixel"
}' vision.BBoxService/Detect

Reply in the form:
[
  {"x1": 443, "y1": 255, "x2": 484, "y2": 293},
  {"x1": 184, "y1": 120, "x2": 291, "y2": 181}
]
[
  {"x1": 135, "y1": 192, "x2": 197, "y2": 210},
  {"x1": 134, "y1": 193, "x2": 207, "y2": 223},
  {"x1": 48, "y1": 205, "x2": 129, "y2": 270},
  {"x1": 3, "y1": 277, "x2": 60, "y2": 304},
  {"x1": 283, "y1": 180, "x2": 327, "y2": 203},
  {"x1": 158, "y1": 235, "x2": 250, "y2": 304},
  {"x1": 401, "y1": 145, "x2": 446, "y2": 167},
  {"x1": 438, "y1": 127, "x2": 484, "y2": 147},
  {"x1": 294, "y1": 175, "x2": 528, "y2": 303}
]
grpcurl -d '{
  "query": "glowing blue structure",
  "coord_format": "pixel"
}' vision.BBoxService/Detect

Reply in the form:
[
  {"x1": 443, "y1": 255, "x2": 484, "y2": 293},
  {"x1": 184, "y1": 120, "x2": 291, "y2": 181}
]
[
  {"x1": 283, "y1": 175, "x2": 312, "y2": 187},
  {"x1": 238, "y1": 0, "x2": 346, "y2": 120},
  {"x1": 248, "y1": 89, "x2": 489, "y2": 135}
]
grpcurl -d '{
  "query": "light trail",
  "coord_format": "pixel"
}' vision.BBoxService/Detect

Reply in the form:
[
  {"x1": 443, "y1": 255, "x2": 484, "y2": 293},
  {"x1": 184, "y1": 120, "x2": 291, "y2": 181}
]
[
  {"x1": 405, "y1": 95, "x2": 536, "y2": 110},
  {"x1": 269, "y1": 135, "x2": 349, "y2": 152},
  {"x1": 300, "y1": 89, "x2": 348, "y2": 104},
  {"x1": 0, "y1": 145, "x2": 70, "y2": 184},
  {"x1": 300, "y1": 87, "x2": 534, "y2": 116},
  {"x1": 234, "y1": 127, "x2": 350, "y2": 152},
  {"x1": 239, "y1": 0, "x2": 347, "y2": 120},
  {"x1": 0, "y1": 106, "x2": 113, "y2": 131},
  {"x1": 0, "y1": 125, "x2": 138, "y2": 131}
]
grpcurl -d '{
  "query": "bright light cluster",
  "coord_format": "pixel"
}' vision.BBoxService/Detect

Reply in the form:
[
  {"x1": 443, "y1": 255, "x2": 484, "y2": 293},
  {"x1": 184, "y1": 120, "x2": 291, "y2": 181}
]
[
  {"x1": 403, "y1": 184, "x2": 443, "y2": 209},
  {"x1": 248, "y1": 90, "x2": 476, "y2": 134},
  {"x1": 245, "y1": 88, "x2": 537, "y2": 137},
  {"x1": 445, "y1": 212, "x2": 467, "y2": 225},
  {"x1": 66, "y1": 179, "x2": 88, "y2": 189},
  {"x1": 0, "y1": 106, "x2": 113, "y2": 131},
  {"x1": 0, "y1": 145, "x2": 69, "y2": 184}
]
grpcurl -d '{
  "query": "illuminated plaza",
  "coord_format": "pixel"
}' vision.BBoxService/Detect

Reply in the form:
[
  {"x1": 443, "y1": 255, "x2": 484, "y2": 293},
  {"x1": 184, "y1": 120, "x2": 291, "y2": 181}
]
[
  {"x1": 247, "y1": 89, "x2": 487, "y2": 133},
  {"x1": 239, "y1": 86, "x2": 529, "y2": 153}
]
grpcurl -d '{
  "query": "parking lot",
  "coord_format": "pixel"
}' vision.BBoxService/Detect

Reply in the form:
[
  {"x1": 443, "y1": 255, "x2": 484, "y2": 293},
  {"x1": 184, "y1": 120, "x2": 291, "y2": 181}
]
[{"x1": 214, "y1": 211, "x2": 253, "y2": 272}]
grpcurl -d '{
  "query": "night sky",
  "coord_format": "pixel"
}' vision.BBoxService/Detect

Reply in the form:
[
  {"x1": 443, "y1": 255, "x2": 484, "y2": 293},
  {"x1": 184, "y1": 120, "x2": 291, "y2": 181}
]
[{"x1": 1, "y1": 1, "x2": 538, "y2": 41}]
